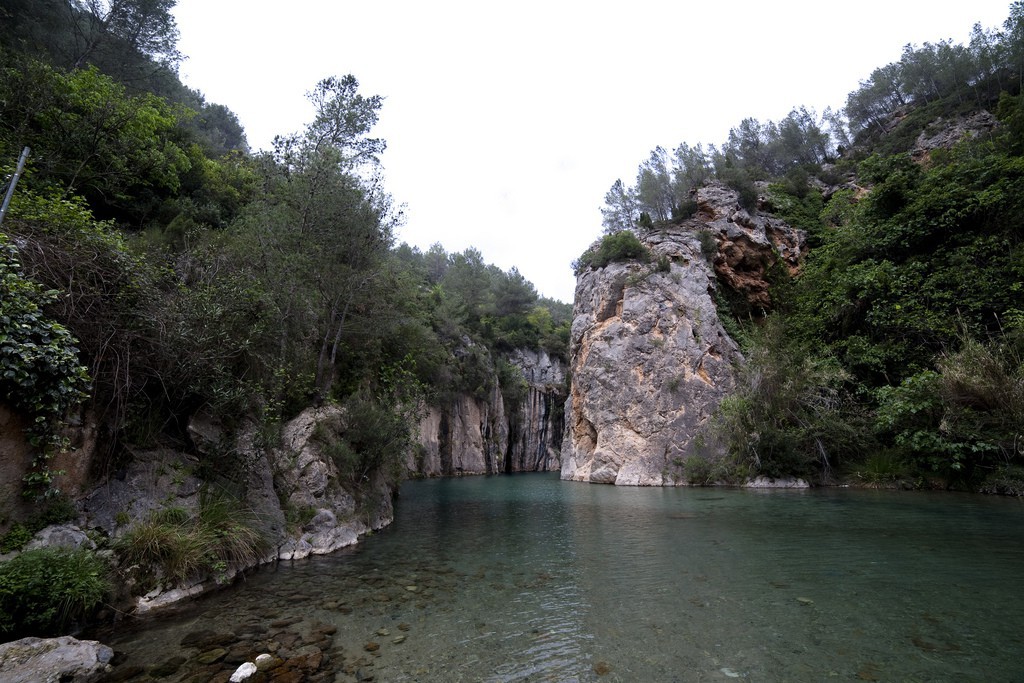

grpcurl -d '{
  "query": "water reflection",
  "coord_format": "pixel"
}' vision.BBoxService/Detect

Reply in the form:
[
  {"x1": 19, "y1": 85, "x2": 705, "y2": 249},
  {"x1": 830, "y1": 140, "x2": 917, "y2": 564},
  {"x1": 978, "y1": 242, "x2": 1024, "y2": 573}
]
[{"x1": 93, "y1": 475, "x2": 1024, "y2": 682}]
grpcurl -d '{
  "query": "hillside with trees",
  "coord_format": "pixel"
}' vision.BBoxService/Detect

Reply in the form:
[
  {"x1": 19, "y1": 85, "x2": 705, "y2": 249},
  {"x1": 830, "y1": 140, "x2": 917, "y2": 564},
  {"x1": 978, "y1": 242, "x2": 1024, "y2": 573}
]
[
  {"x1": 592, "y1": 3, "x2": 1024, "y2": 493},
  {"x1": 0, "y1": 0, "x2": 569, "y2": 639}
]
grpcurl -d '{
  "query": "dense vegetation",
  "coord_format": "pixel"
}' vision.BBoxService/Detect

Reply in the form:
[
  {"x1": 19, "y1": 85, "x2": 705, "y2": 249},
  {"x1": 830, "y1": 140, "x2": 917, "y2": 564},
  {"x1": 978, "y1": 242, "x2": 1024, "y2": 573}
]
[
  {"x1": 594, "y1": 4, "x2": 1024, "y2": 492},
  {"x1": 0, "y1": 1, "x2": 571, "y2": 637},
  {"x1": 0, "y1": 0, "x2": 569, "y2": 506}
]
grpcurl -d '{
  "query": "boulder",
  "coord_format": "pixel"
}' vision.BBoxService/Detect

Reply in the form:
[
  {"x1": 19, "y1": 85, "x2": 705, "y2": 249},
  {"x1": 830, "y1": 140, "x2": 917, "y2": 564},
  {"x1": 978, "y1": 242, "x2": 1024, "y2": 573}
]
[
  {"x1": 26, "y1": 524, "x2": 95, "y2": 551},
  {"x1": 0, "y1": 636, "x2": 113, "y2": 683}
]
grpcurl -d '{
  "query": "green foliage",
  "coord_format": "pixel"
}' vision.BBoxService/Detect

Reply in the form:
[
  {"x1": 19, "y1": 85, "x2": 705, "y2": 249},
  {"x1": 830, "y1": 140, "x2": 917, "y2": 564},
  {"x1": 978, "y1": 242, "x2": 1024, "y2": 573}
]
[
  {"x1": 0, "y1": 548, "x2": 110, "y2": 639},
  {"x1": 0, "y1": 525, "x2": 33, "y2": 553},
  {"x1": 0, "y1": 233, "x2": 89, "y2": 494},
  {"x1": 115, "y1": 492, "x2": 266, "y2": 586},
  {"x1": 2, "y1": 494, "x2": 81, "y2": 551},
  {"x1": 852, "y1": 451, "x2": 912, "y2": 486},
  {"x1": 678, "y1": 455, "x2": 733, "y2": 486},
  {"x1": 496, "y1": 358, "x2": 529, "y2": 412},
  {"x1": 696, "y1": 230, "x2": 718, "y2": 261},
  {"x1": 0, "y1": 57, "x2": 190, "y2": 224},
  {"x1": 712, "y1": 318, "x2": 873, "y2": 479},
  {"x1": 875, "y1": 336, "x2": 1023, "y2": 482},
  {"x1": 574, "y1": 230, "x2": 650, "y2": 273},
  {"x1": 979, "y1": 464, "x2": 1024, "y2": 496},
  {"x1": 315, "y1": 388, "x2": 419, "y2": 494},
  {"x1": 765, "y1": 183, "x2": 825, "y2": 236}
]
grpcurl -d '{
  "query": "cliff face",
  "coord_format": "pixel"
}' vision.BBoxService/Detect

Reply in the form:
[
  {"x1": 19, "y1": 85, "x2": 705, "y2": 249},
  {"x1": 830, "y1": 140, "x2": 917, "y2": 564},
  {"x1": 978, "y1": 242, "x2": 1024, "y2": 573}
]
[
  {"x1": 413, "y1": 348, "x2": 567, "y2": 476},
  {"x1": 561, "y1": 183, "x2": 804, "y2": 485}
]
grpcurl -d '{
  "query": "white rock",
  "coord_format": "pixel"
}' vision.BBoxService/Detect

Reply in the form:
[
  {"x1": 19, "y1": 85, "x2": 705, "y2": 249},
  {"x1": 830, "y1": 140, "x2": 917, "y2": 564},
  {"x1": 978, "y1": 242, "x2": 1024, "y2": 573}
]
[{"x1": 229, "y1": 661, "x2": 257, "y2": 682}]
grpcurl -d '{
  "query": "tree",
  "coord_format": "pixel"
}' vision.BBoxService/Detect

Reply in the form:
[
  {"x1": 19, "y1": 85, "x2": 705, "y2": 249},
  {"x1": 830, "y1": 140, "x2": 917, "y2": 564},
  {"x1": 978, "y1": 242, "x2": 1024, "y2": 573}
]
[
  {"x1": 67, "y1": 0, "x2": 182, "y2": 75},
  {"x1": 0, "y1": 58, "x2": 190, "y2": 224},
  {"x1": 600, "y1": 179, "x2": 638, "y2": 233},
  {"x1": 635, "y1": 146, "x2": 674, "y2": 223},
  {"x1": 671, "y1": 142, "x2": 713, "y2": 196}
]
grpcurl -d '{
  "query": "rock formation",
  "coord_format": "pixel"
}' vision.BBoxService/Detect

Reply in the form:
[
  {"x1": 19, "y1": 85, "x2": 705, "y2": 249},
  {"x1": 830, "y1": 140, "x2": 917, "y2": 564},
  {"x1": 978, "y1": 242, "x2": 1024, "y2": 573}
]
[
  {"x1": 0, "y1": 636, "x2": 113, "y2": 683},
  {"x1": 412, "y1": 348, "x2": 566, "y2": 476},
  {"x1": 561, "y1": 183, "x2": 805, "y2": 485}
]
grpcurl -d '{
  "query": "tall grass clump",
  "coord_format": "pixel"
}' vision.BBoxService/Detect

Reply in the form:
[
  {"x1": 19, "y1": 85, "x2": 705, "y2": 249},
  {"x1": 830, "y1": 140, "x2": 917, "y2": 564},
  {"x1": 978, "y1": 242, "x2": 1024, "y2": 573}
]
[{"x1": 115, "y1": 490, "x2": 266, "y2": 587}]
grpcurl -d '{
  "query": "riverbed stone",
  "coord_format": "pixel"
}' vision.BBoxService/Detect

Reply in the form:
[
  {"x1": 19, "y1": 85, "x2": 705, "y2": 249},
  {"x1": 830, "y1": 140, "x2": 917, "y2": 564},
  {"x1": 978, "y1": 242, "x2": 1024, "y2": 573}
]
[
  {"x1": 188, "y1": 631, "x2": 236, "y2": 649},
  {"x1": 149, "y1": 655, "x2": 186, "y2": 677},
  {"x1": 228, "y1": 661, "x2": 257, "y2": 682},
  {"x1": 255, "y1": 653, "x2": 280, "y2": 671},
  {"x1": 195, "y1": 648, "x2": 227, "y2": 665}
]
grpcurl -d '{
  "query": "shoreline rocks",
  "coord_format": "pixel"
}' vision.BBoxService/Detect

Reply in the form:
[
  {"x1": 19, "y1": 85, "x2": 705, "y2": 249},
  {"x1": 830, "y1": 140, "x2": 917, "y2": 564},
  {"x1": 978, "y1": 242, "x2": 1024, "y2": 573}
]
[{"x1": 0, "y1": 636, "x2": 113, "y2": 683}]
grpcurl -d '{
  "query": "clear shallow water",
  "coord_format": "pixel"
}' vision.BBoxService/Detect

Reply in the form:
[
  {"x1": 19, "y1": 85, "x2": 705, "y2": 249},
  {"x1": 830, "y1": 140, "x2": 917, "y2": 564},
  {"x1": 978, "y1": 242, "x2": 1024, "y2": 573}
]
[{"x1": 93, "y1": 474, "x2": 1024, "y2": 682}]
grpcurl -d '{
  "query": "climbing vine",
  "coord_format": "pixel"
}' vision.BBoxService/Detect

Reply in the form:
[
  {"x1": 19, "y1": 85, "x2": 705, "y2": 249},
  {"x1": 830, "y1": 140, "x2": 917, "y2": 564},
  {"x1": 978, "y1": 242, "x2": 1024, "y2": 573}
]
[{"x1": 0, "y1": 233, "x2": 89, "y2": 496}]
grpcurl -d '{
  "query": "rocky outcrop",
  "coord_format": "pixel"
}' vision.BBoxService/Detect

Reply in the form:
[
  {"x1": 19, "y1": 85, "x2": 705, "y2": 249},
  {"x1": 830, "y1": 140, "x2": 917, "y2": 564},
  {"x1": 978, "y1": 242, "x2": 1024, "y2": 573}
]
[
  {"x1": 0, "y1": 636, "x2": 113, "y2": 683},
  {"x1": 74, "y1": 406, "x2": 395, "y2": 613},
  {"x1": 269, "y1": 406, "x2": 393, "y2": 561},
  {"x1": 912, "y1": 110, "x2": 998, "y2": 161},
  {"x1": 561, "y1": 184, "x2": 804, "y2": 486},
  {"x1": 412, "y1": 349, "x2": 567, "y2": 476},
  {"x1": 697, "y1": 182, "x2": 805, "y2": 310}
]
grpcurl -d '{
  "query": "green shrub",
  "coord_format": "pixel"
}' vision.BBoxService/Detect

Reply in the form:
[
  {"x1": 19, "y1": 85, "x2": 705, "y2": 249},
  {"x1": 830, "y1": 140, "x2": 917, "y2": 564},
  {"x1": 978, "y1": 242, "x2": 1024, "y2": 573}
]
[
  {"x1": 0, "y1": 548, "x2": 110, "y2": 638},
  {"x1": 697, "y1": 230, "x2": 718, "y2": 261},
  {"x1": 979, "y1": 465, "x2": 1024, "y2": 496},
  {"x1": 315, "y1": 390, "x2": 415, "y2": 492},
  {"x1": 875, "y1": 336, "x2": 1024, "y2": 483},
  {"x1": 712, "y1": 316, "x2": 873, "y2": 479},
  {"x1": 853, "y1": 451, "x2": 911, "y2": 486},
  {"x1": 0, "y1": 524, "x2": 33, "y2": 553},
  {"x1": 681, "y1": 456, "x2": 712, "y2": 485},
  {"x1": 574, "y1": 230, "x2": 650, "y2": 273},
  {"x1": 0, "y1": 495, "x2": 78, "y2": 553}
]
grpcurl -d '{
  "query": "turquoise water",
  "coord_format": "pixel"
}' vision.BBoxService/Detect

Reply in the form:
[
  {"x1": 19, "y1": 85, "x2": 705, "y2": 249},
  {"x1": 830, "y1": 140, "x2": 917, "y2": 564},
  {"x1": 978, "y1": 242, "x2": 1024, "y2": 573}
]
[{"x1": 97, "y1": 474, "x2": 1024, "y2": 682}]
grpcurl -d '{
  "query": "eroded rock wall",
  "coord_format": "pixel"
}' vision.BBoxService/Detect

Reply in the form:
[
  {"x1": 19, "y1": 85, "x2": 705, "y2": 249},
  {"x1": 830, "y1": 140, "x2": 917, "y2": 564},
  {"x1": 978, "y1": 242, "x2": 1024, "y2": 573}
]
[
  {"x1": 416, "y1": 389, "x2": 508, "y2": 475},
  {"x1": 413, "y1": 348, "x2": 567, "y2": 476}
]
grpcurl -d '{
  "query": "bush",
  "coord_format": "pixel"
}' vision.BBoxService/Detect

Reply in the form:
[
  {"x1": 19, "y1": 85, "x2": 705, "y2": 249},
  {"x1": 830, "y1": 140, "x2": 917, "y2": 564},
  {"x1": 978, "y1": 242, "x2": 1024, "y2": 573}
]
[
  {"x1": 979, "y1": 465, "x2": 1024, "y2": 496},
  {"x1": 712, "y1": 316, "x2": 873, "y2": 479},
  {"x1": 0, "y1": 548, "x2": 110, "y2": 639},
  {"x1": 0, "y1": 495, "x2": 77, "y2": 552},
  {"x1": 574, "y1": 230, "x2": 650, "y2": 272},
  {"x1": 0, "y1": 525, "x2": 33, "y2": 554},
  {"x1": 697, "y1": 230, "x2": 718, "y2": 261},
  {"x1": 875, "y1": 335, "x2": 1024, "y2": 483},
  {"x1": 314, "y1": 390, "x2": 417, "y2": 492}
]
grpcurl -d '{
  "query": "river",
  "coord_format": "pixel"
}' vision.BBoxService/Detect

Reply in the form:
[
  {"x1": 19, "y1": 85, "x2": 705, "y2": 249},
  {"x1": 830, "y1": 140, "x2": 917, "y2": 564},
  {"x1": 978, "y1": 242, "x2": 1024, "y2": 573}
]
[{"x1": 92, "y1": 473, "x2": 1024, "y2": 682}]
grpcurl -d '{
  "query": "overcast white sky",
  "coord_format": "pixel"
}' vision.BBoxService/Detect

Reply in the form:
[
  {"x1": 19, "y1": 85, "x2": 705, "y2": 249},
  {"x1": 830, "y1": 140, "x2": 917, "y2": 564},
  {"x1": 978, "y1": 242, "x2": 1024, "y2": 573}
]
[{"x1": 172, "y1": 1, "x2": 1012, "y2": 303}]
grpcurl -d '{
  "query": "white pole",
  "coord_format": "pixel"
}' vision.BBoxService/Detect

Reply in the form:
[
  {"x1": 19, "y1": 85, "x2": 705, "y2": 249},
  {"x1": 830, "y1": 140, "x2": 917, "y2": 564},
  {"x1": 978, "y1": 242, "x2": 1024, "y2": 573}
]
[{"x1": 0, "y1": 146, "x2": 31, "y2": 228}]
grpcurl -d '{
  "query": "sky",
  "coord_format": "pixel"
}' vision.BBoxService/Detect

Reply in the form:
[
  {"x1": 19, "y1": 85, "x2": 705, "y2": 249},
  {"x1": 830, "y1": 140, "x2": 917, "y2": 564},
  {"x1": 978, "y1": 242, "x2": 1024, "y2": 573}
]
[{"x1": 171, "y1": 1, "x2": 1013, "y2": 303}]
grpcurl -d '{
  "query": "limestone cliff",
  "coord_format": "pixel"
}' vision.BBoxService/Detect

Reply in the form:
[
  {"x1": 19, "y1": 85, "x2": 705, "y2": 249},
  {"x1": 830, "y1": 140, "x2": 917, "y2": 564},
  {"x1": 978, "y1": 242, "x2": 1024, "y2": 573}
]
[
  {"x1": 561, "y1": 183, "x2": 805, "y2": 485},
  {"x1": 413, "y1": 348, "x2": 567, "y2": 476}
]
